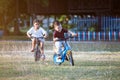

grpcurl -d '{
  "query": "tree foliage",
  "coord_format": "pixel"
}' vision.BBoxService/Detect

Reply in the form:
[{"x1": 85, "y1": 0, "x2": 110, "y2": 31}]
[
  {"x1": 0, "y1": 0, "x2": 14, "y2": 35},
  {"x1": 0, "y1": 0, "x2": 27, "y2": 35}
]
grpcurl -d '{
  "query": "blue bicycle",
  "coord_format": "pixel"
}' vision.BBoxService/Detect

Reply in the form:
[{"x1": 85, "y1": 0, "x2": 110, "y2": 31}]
[{"x1": 53, "y1": 34, "x2": 75, "y2": 66}]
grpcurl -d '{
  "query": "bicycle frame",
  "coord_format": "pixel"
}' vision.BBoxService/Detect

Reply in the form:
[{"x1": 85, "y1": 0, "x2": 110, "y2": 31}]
[
  {"x1": 53, "y1": 33, "x2": 76, "y2": 66},
  {"x1": 53, "y1": 40, "x2": 72, "y2": 64},
  {"x1": 33, "y1": 37, "x2": 43, "y2": 61},
  {"x1": 60, "y1": 40, "x2": 71, "y2": 62}
]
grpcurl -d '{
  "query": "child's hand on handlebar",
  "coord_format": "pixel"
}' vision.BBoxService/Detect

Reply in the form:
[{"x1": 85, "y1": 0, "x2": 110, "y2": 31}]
[
  {"x1": 71, "y1": 33, "x2": 78, "y2": 37},
  {"x1": 43, "y1": 34, "x2": 48, "y2": 39},
  {"x1": 53, "y1": 38, "x2": 59, "y2": 41},
  {"x1": 28, "y1": 35, "x2": 32, "y2": 38},
  {"x1": 53, "y1": 38, "x2": 65, "y2": 41}
]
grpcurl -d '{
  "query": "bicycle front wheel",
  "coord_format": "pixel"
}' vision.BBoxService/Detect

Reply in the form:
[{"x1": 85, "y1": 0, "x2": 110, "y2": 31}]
[
  {"x1": 34, "y1": 49, "x2": 41, "y2": 61},
  {"x1": 67, "y1": 50, "x2": 74, "y2": 66}
]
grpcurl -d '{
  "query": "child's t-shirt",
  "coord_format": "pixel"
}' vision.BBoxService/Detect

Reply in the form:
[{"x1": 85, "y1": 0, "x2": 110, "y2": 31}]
[
  {"x1": 53, "y1": 28, "x2": 68, "y2": 39},
  {"x1": 27, "y1": 27, "x2": 47, "y2": 37}
]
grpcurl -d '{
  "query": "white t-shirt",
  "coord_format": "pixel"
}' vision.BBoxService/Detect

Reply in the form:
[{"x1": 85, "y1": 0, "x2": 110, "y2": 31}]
[{"x1": 27, "y1": 27, "x2": 47, "y2": 42}]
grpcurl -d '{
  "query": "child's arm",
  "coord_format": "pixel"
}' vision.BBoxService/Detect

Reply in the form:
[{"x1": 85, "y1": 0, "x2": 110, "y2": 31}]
[
  {"x1": 40, "y1": 27, "x2": 48, "y2": 38},
  {"x1": 68, "y1": 30, "x2": 77, "y2": 37},
  {"x1": 43, "y1": 32, "x2": 48, "y2": 38},
  {"x1": 26, "y1": 28, "x2": 33, "y2": 38},
  {"x1": 53, "y1": 37, "x2": 59, "y2": 42}
]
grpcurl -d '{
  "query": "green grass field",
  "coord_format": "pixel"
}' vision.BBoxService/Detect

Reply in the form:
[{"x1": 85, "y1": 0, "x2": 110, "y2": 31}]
[{"x1": 0, "y1": 41, "x2": 120, "y2": 80}]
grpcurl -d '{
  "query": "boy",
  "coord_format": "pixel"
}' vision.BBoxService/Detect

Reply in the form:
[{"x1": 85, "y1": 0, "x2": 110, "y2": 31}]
[
  {"x1": 53, "y1": 20, "x2": 77, "y2": 58},
  {"x1": 27, "y1": 19, "x2": 47, "y2": 60}
]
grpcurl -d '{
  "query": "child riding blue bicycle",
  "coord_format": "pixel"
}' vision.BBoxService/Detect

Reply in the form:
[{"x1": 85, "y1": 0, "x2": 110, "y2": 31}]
[{"x1": 53, "y1": 20, "x2": 77, "y2": 65}]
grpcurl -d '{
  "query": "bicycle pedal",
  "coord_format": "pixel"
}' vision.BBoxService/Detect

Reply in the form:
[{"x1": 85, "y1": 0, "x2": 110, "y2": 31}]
[{"x1": 58, "y1": 56, "x2": 62, "y2": 59}]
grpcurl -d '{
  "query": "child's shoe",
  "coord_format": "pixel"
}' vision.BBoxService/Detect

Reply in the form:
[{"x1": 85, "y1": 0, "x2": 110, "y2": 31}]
[
  {"x1": 58, "y1": 54, "x2": 62, "y2": 59},
  {"x1": 31, "y1": 49, "x2": 34, "y2": 52},
  {"x1": 41, "y1": 54, "x2": 46, "y2": 61}
]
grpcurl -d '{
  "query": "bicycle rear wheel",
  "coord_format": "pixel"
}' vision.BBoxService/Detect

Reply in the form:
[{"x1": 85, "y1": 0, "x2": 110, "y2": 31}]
[{"x1": 53, "y1": 53, "x2": 62, "y2": 65}]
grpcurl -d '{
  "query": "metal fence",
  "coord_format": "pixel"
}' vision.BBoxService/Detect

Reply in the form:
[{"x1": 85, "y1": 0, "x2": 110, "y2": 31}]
[
  {"x1": 71, "y1": 31, "x2": 120, "y2": 41},
  {"x1": 70, "y1": 16, "x2": 120, "y2": 41},
  {"x1": 72, "y1": 16, "x2": 120, "y2": 32}
]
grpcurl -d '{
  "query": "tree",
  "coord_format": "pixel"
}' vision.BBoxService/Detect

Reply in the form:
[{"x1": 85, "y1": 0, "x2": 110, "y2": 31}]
[
  {"x1": 0, "y1": 0, "x2": 13, "y2": 35},
  {"x1": 0, "y1": 0, "x2": 50, "y2": 35},
  {"x1": 0, "y1": 0, "x2": 28, "y2": 35}
]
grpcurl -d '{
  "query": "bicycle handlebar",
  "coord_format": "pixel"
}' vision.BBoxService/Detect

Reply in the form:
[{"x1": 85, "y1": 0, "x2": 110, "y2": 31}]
[
  {"x1": 31, "y1": 36, "x2": 44, "y2": 39},
  {"x1": 56, "y1": 36, "x2": 74, "y2": 41}
]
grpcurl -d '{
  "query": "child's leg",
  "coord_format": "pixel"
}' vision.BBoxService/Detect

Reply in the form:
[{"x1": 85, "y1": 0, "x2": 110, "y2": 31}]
[
  {"x1": 40, "y1": 42, "x2": 44, "y2": 54},
  {"x1": 54, "y1": 41, "x2": 63, "y2": 55},
  {"x1": 31, "y1": 38, "x2": 36, "y2": 52},
  {"x1": 54, "y1": 41, "x2": 63, "y2": 59},
  {"x1": 40, "y1": 42, "x2": 45, "y2": 60}
]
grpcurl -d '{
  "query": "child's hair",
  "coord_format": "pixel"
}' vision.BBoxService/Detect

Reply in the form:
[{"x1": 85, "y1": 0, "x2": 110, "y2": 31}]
[
  {"x1": 33, "y1": 19, "x2": 40, "y2": 24},
  {"x1": 53, "y1": 20, "x2": 61, "y2": 26}
]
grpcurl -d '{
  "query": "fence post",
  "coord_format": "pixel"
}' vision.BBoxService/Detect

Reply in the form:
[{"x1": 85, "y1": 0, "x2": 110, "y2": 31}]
[
  {"x1": 119, "y1": 32, "x2": 120, "y2": 41},
  {"x1": 93, "y1": 32, "x2": 95, "y2": 40},
  {"x1": 88, "y1": 31, "x2": 90, "y2": 41},
  {"x1": 114, "y1": 31, "x2": 116, "y2": 41},
  {"x1": 78, "y1": 32, "x2": 80, "y2": 41},
  {"x1": 108, "y1": 31, "x2": 112, "y2": 41},
  {"x1": 83, "y1": 32, "x2": 85, "y2": 41},
  {"x1": 98, "y1": 32, "x2": 100, "y2": 40},
  {"x1": 90, "y1": 32, "x2": 93, "y2": 40},
  {"x1": 78, "y1": 32, "x2": 83, "y2": 41},
  {"x1": 103, "y1": 32, "x2": 106, "y2": 41}
]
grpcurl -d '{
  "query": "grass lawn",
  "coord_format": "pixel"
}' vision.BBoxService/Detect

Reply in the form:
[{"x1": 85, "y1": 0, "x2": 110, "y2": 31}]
[{"x1": 0, "y1": 41, "x2": 120, "y2": 80}]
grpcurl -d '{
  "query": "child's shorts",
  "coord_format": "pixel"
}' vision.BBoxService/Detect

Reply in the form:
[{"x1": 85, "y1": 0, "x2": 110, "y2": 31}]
[{"x1": 31, "y1": 37, "x2": 45, "y2": 42}]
